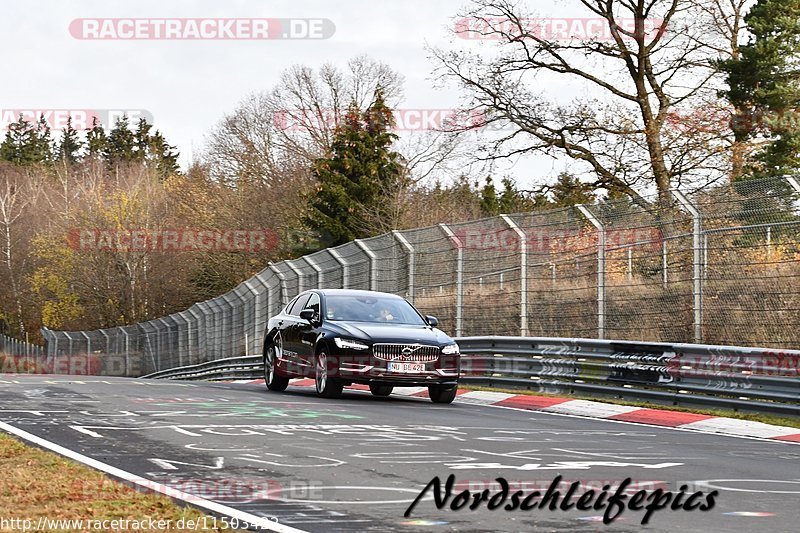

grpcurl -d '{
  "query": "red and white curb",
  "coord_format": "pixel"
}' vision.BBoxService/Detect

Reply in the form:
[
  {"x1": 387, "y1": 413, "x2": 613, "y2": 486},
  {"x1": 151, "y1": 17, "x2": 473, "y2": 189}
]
[{"x1": 227, "y1": 378, "x2": 800, "y2": 444}]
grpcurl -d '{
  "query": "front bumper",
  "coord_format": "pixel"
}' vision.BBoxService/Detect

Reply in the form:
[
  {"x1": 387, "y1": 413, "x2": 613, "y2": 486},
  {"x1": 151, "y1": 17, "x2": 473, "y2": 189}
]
[{"x1": 334, "y1": 352, "x2": 460, "y2": 386}]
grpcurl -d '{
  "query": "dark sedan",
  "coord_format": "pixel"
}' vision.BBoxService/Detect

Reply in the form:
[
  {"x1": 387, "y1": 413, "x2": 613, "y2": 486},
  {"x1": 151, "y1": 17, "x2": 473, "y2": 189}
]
[{"x1": 261, "y1": 289, "x2": 461, "y2": 403}]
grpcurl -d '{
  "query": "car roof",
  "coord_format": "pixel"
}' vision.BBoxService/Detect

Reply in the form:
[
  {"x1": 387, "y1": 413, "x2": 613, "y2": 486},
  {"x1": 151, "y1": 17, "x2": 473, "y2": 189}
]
[{"x1": 313, "y1": 289, "x2": 405, "y2": 300}]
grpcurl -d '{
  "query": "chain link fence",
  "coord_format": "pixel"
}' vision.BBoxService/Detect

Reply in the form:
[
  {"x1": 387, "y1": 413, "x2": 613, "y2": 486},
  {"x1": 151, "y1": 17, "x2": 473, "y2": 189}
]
[{"x1": 28, "y1": 175, "x2": 800, "y2": 376}]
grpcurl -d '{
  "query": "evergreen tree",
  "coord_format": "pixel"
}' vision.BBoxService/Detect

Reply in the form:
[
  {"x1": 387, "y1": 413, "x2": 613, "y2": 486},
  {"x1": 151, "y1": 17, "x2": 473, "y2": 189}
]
[
  {"x1": 479, "y1": 176, "x2": 499, "y2": 216},
  {"x1": 550, "y1": 172, "x2": 596, "y2": 207},
  {"x1": 86, "y1": 117, "x2": 108, "y2": 158},
  {"x1": 105, "y1": 116, "x2": 137, "y2": 163},
  {"x1": 134, "y1": 118, "x2": 152, "y2": 161},
  {"x1": 719, "y1": 0, "x2": 800, "y2": 179},
  {"x1": 0, "y1": 115, "x2": 34, "y2": 164},
  {"x1": 56, "y1": 117, "x2": 83, "y2": 164},
  {"x1": 148, "y1": 131, "x2": 180, "y2": 179},
  {"x1": 31, "y1": 114, "x2": 54, "y2": 163},
  {"x1": 0, "y1": 115, "x2": 53, "y2": 165},
  {"x1": 305, "y1": 90, "x2": 402, "y2": 245}
]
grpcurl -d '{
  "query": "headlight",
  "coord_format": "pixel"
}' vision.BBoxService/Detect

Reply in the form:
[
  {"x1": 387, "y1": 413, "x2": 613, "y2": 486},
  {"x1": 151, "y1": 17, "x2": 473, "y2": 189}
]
[
  {"x1": 441, "y1": 343, "x2": 460, "y2": 355},
  {"x1": 334, "y1": 338, "x2": 369, "y2": 351}
]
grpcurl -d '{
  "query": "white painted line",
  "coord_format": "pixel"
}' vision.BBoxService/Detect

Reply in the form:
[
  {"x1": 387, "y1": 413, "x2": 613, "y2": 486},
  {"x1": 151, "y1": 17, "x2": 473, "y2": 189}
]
[
  {"x1": 457, "y1": 391, "x2": 515, "y2": 404},
  {"x1": 679, "y1": 418, "x2": 800, "y2": 439},
  {"x1": 543, "y1": 399, "x2": 642, "y2": 418},
  {"x1": 0, "y1": 421, "x2": 307, "y2": 533}
]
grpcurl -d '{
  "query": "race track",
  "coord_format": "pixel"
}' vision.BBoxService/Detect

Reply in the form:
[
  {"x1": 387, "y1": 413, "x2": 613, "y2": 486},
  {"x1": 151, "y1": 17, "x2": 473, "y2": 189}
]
[{"x1": 0, "y1": 375, "x2": 797, "y2": 532}]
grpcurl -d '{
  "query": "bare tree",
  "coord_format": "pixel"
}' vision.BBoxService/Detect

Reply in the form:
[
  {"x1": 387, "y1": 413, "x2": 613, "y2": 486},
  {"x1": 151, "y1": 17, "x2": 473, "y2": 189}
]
[
  {"x1": 431, "y1": 0, "x2": 740, "y2": 204},
  {"x1": 205, "y1": 55, "x2": 405, "y2": 186}
]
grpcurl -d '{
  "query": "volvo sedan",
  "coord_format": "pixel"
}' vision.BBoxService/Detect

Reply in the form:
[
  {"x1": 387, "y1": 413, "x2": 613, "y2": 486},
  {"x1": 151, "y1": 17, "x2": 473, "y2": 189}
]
[{"x1": 261, "y1": 289, "x2": 461, "y2": 403}]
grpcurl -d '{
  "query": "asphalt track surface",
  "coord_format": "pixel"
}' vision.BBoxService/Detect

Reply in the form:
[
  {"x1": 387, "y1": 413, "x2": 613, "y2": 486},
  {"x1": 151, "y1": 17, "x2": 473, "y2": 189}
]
[{"x1": 0, "y1": 375, "x2": 797, "y2": 532}]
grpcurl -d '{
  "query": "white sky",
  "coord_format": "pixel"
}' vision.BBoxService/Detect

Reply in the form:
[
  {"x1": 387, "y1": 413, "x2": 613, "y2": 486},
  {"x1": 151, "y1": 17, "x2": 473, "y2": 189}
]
[{"x1": 0, "y1": 0, "x2": 586, "y2": 189}]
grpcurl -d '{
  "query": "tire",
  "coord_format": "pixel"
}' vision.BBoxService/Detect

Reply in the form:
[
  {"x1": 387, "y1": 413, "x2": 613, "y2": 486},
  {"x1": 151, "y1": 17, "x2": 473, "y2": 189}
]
[
  {"x1": 264, "y1": 340, "x2": 289, "y2": 392},
  {"x1": 369, "y1": 383, "x2": 393, "y2": 397},
  {"x1": 428, "y1": 385, "x2": 457, "y2": 404},
  {"x1": 315, "y1": 351, "x2": 343, "y2": 398}
]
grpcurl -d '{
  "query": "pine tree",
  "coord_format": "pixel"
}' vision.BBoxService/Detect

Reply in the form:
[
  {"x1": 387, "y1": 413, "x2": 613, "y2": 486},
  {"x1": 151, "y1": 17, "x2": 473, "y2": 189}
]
[
  {"x1": 0, "y1": 115, "x2": 33, "y2": 164},
  {"x1": 148, "y1": 131, "x2": 180, "y2": 179},
  {"x1": 31, "y1": 115, "x2": 54, "y2": 163},
  {"x1": 86, "y1": 117, "x2": 108, "y2": 158},
  {"x1": 105, "y1": 116, "x2": 136, "y2": 163},
  {"x1": 719, "y1": 0, "x2": 800, "y2": 179},
  {"x1": 479, "y1": 176, "x2": 499, "y2": 216},
  {"x1": 550, "y1": 173, "x2": 596, "y2": 207},
  {"x1": 56, "y1": 117, "x2": 83, "y2": 164},
  {"x1": 305, "y1": 90, "x2": 402, "y2": 245},
  {"x1": 134, "y1": 118, "x2": 152, "y2": 161}
]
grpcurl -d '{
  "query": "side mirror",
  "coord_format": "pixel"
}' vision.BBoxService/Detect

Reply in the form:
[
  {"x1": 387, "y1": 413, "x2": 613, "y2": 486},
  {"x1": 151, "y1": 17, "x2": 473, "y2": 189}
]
[
  {"x1": 426, "y1": 315, "x2": 439, "y2": 327},
  {"x1": 299, "y1": 309, "x2": 317, "y2": 323}
]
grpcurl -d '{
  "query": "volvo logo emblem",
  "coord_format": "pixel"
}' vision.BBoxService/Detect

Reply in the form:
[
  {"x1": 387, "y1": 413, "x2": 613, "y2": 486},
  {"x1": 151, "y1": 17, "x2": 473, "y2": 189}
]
[{"x1": 401, "y1": 346, "x2": 414, "y2": 356}]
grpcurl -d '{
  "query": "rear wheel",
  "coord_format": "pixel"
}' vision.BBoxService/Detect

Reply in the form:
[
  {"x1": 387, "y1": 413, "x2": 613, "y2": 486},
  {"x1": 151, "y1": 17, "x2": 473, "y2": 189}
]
[
  {"x1": 369, "y1": 383, "x2": 393, "y2": 397},
  {"x1": 264, "y1": 342, "x2": 289, "y2": 392},
  {"x1": 315, "y1": 351, "x2": 343, "y2": 398},
  {"x1": 429, "y1": 385, "x2": 457, "y2": 404}
]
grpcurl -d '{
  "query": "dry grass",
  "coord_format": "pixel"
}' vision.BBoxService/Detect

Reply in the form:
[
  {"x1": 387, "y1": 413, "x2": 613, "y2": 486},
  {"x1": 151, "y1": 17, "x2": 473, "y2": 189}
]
[{"x1": 0, "y1": 432, "x2": 233, "y2": 531}]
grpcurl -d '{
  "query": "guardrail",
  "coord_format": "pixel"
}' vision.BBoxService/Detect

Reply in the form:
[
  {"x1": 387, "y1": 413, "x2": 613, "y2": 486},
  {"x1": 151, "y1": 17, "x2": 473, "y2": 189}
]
[{"x1": 143, "y1": 336, "x2": 800, "y2": 417}]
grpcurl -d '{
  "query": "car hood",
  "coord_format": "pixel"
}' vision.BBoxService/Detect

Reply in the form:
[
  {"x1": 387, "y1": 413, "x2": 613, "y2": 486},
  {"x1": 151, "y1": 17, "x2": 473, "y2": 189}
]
[{"x1": 326, "y1": 322, "x2": 454, "y2": 345}]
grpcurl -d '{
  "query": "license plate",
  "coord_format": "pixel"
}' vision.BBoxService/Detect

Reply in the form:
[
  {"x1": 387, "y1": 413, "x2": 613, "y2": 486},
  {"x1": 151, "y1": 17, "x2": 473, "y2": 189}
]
[{"x1": 388, "y1": 362, "x2": 425, "y2": 373}]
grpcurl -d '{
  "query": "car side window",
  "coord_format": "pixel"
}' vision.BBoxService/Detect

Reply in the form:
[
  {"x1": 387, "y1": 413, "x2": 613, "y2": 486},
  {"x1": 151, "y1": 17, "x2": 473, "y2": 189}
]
[
  {"x1": 287, "y1": 295, "x2": 310, "y2": 316},
  {"x1": 304, "y1": 293, "x2": 320, "y2": 315}
]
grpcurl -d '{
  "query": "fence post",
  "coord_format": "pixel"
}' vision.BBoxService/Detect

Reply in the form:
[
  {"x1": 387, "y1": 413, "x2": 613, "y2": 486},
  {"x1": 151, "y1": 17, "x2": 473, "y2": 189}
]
[
  {"x1": 286, "y1": 260, "x2": 305, "y2": 293},
  {"x1": 392, "y1": 230, "x2": 415, "y2": 303},
  {"x1": 786, "y1": 175, "x2": 800, "y2": 193},
  {"x1": 576, "y1": 205, "x2": 606, "y2": 340},
  {"x1": 500, "y1": 214, "x2": 528, "y2": 336},
  {"x1": 81, "y1": 331, "x2": 91, "y2": 376},
  {"x1": 329, "y1": 248, "x2": 349, "y2": 289},
  {"x1": 303, "y1": 256, "x2": 324, "y2": 288},
  {"x1": 439, "y1": 223, "x2": 463, "y2": 336},
  {"x1": 354, "y1": 239, "x2": 378, "y2": 291},
  {"x1": 662, "y1": 240, "x2": 668, "y2": 288},
  {"x1": 672, "y1": 189, "x2": 703, "y2": 343},
  {"x1": 268, "y1": 263, "x2": 288, "y2": 306}
]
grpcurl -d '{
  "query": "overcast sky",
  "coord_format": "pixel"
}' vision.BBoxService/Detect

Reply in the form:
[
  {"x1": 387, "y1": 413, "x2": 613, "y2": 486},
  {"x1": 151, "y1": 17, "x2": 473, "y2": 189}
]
[{"x1": 1, "y1": 0, "x2": 581, "y2": 188}]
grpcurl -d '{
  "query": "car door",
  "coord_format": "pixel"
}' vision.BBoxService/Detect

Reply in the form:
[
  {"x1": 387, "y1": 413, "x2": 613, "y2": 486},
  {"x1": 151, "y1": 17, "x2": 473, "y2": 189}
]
[
  {"x1": 280, "y1": 294, "x2": 310, "y2": 372},
  {"x1": 296, "y1": 292, "x2": 321, "y2": 370}
]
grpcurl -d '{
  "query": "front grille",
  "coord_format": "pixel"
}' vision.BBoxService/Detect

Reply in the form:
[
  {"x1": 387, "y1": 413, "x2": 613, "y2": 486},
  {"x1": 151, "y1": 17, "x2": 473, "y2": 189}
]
[{"x1": 372, "y1": 343, "x2": 440, "y2": 362}]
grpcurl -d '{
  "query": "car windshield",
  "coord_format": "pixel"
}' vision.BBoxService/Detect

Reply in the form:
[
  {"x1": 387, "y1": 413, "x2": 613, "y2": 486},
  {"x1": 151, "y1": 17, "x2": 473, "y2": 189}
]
[{"x1": 324, "y1": 295, "x2": 426, "y2": 325}]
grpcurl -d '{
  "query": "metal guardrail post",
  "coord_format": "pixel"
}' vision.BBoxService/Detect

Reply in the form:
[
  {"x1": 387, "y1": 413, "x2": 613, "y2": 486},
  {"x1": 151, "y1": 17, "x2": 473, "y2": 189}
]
[
  {"x1": 392, "y1": 230, "x2": 415, "y2": 303},
  {"x1": 354, "y1": 239, "x2": 378, "y2": 291},
  {"x1": 329, "y1": 248, "x2": 349, "y2": 289},
  {"x1": 672, "y1": 189, "x2": 704, "y2": 343},
  {"x1": 439, "y1": 223, "x2": 463, "y2": 336},
  {"x1": 576, "y1": 205, "x2": 606, "y2": 340},
  {"x1": 500, "y1": 215, "x2": 528, "y2": 336},
  {"x1": 303, "y1": 256, "x2": 324, "y2": 288}
]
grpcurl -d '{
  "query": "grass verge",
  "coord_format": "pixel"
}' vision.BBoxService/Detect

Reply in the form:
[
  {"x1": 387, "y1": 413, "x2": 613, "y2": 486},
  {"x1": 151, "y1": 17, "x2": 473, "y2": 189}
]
[
  {"x1": 461, "y1": 385, "x2": 800, "y2": 430},
  {"x1": 0, "y1": 431, "x2": 233, "y2": 531}
]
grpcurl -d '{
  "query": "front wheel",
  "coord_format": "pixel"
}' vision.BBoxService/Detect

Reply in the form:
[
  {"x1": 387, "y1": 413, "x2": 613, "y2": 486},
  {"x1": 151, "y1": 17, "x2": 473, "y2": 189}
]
[
  {"x1": 315, "y1": 351, "x2": 343, "y2": 399},
  {"x1": 429, "y1": 385, "x2": 457, "y2": 404},
  {"x1": 264, "y1": 343, "x2": 289, "y2": 392},
  {"x1": 369, "y1": 383, "x2": 393, "y2": 397}
]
